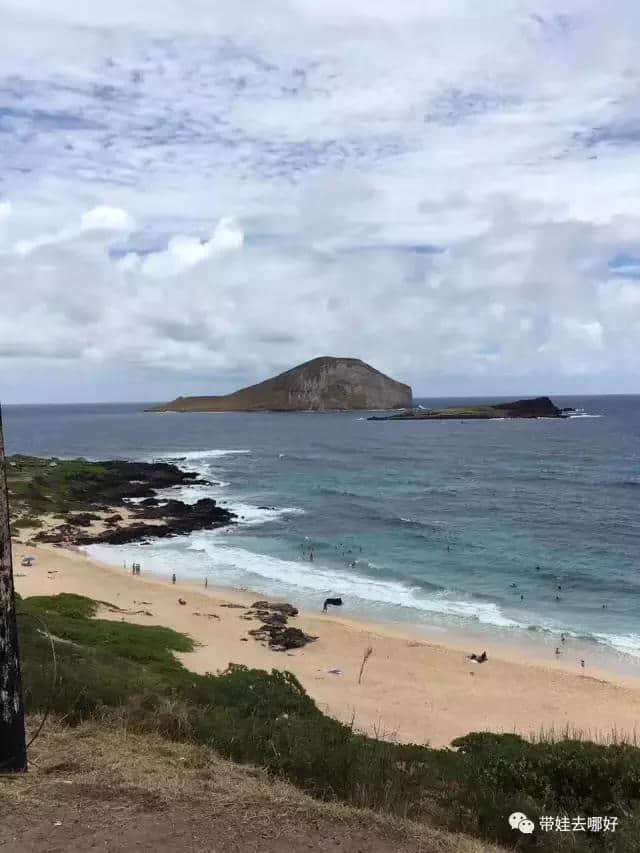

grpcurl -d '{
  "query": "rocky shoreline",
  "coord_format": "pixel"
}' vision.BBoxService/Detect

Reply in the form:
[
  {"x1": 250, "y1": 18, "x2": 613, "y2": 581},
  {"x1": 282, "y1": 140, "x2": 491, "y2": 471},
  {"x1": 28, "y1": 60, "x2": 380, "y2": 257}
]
[{"x1": 8, "y1": 456, "x2": 236, "y2": 547}]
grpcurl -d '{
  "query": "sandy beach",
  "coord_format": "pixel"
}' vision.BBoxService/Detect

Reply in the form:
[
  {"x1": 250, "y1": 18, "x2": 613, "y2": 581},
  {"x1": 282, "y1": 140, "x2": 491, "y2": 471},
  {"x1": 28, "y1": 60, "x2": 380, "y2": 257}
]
[{"x1": 12, "y1": 538, "x2": 640, "y2": 748}]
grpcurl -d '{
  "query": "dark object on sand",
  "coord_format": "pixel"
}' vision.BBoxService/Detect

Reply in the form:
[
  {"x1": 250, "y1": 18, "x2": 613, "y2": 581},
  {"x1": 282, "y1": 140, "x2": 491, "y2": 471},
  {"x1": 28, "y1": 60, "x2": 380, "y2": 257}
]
[
  {"x1": 65, "y1": 512, "x2": 100, "y2": 527},
  {"x1": 249, "y1": 624, "x2": 316, "y2": 651},
  {"x1": 468, "y1": 651, "x2": 488, "y2": 663},
  {"x1": 245, "y1": 599, "x2": 314, "y2": 650},
  {"x1": 251, "y1": 600, "x2": 299, "y2": 617},
  {"x1": 323, "y1": 597, "x2": 343, "y2": 612},
  {"x1": 178, "y1": 598, "x2": 186, "y2": 605}
]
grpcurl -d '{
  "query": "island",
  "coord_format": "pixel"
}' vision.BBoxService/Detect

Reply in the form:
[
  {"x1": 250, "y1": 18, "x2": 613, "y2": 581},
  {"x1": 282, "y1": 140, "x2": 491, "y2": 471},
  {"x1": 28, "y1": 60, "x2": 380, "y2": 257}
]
[
  {"x1": 149, "y1": 356, "x2": 413, "y2": 412},
  {"x1": 368, "y1": 396, "x2": 572, "y2": 420}
]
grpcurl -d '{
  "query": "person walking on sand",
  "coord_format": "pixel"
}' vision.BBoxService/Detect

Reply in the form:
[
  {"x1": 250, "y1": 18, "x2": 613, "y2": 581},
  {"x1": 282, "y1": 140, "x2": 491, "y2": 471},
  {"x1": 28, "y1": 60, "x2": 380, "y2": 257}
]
[
  {"x1": 204, "y1": 577, "x2": 208, "y2": 588},
  {"x1": 172, "y1": 572, "x2": 176, "y2": 585}
]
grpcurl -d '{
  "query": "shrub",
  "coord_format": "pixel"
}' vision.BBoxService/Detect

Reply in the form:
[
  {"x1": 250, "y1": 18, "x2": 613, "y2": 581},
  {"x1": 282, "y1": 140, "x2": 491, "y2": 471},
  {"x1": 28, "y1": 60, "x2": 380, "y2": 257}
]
[{"x1": 18, "y1": 594, "x2": 640, "y2": 852}]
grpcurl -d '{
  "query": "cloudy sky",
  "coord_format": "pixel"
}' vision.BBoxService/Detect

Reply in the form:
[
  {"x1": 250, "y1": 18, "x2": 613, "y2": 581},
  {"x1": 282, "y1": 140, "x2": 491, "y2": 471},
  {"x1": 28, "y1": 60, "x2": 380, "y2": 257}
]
[{"x1": 1, "y1": 0, "x2": 640, "y2": 403}]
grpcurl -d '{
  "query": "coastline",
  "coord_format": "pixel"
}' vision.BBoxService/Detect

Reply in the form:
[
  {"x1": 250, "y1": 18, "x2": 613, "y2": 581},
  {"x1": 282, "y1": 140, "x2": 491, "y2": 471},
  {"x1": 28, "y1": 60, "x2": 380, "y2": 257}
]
[{"x1": 13, "y1": 538, "x2": 640, "y2": 748}]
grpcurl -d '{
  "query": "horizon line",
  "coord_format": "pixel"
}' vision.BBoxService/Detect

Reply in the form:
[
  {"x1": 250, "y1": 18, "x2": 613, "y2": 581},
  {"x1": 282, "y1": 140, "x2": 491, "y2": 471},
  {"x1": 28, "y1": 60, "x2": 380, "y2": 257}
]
[{"x1": 2, "y1": 392, "x2": 639, "y2": 407}]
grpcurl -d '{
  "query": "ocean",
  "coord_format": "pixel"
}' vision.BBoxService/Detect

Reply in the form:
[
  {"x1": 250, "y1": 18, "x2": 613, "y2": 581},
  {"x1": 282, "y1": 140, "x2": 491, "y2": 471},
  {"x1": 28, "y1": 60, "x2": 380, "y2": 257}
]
[{"x1": 4, "y1": 396, "x2": 640, "y2": 668}]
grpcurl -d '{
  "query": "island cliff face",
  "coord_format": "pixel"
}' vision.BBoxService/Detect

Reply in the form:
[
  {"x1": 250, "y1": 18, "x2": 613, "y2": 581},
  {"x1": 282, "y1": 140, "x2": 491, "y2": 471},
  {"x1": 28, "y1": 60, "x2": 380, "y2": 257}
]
[{"x1": 151, "y1": 357, "x2": 412, "y2": 412}]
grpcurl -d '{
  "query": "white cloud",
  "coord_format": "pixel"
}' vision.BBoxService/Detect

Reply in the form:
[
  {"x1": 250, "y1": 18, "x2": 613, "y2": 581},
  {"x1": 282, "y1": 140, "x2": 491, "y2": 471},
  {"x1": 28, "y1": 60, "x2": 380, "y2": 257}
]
[
  {"x1": 128, "y1": 217, "x2": 244, "y2": 277},
  {"x1": 81, "y1": 206, "x2": 135, "y2": 233},
  {"x1": 2, "y1": 1, "x2": 640, "y2": 400}
]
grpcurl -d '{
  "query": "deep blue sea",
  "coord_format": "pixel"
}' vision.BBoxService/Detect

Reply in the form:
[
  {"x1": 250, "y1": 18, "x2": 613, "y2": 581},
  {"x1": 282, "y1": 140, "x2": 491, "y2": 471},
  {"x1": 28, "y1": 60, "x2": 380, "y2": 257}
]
[{"x1": 4, "y1": 396, "x2": 640, "y2": 666}]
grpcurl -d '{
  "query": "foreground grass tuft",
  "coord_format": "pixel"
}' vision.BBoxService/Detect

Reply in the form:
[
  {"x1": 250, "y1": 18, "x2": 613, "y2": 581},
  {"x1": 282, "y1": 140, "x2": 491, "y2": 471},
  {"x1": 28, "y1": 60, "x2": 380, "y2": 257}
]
[{"x1": 18, "y1": 593, "x2": 640, "y2": 852}]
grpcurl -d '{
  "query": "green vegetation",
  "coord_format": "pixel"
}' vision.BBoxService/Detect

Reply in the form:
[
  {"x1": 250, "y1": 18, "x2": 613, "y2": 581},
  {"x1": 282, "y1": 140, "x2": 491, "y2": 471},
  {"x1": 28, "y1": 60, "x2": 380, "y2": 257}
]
[
  {"x1": 7, "y1": 455, "x2": 110, "y2": 524},
  {"x1": 19, "y1": 593, "x2": 640, "y2": 851},
  {"x1": 417, "y1": 406, "x2": 502, "y2": 418}
]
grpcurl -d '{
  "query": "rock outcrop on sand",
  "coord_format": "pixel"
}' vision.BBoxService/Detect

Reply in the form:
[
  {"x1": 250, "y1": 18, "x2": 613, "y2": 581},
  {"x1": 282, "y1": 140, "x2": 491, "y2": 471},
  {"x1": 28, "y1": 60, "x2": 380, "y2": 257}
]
[
  {"x1": 369, "y1": 396, "x2": 568, "y2": 421},
  {"x1": 150, "y1": 357, "x2": 412, "y2": 412},
  {"x1": 244, "y1": 600, "x2": 316, "y2": 650}
]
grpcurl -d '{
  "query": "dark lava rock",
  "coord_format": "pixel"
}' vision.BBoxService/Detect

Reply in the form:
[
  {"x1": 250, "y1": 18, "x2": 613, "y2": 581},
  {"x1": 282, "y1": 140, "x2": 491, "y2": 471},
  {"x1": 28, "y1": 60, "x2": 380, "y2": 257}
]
[
  {"x1": 31, "y1": 459, "x2": 236, "y2": 547},
  {"x1": 65, "y1": 512, "x2": 100, "y2": 527},
  {"x1": 249, "y1": 625, "x2": 316, "y2": 651},
  {"x1": 35, "y1": 524, "x2": 79, "y2": 544},
  {"x1": 135, "y1": 498, "x2": 216, "y2": 519},
  {"x1": 251, "y1": 600, "x2": 299, "y2": 617},
  {"x1": 245, "y1": 600, "x2": 311, "y2": 649},
  {"x1": 77, "y1": 501, "x2": 235, "y2": 545},
  {"x1": 69, "y1": 460, "x2": 206, "y2": 506},
  {"x1": 495, "y1": 396, "x2": 562, "y2": 418},
  {"x1": 250, "y1": 610, "x2": 287, "y2": 627}
]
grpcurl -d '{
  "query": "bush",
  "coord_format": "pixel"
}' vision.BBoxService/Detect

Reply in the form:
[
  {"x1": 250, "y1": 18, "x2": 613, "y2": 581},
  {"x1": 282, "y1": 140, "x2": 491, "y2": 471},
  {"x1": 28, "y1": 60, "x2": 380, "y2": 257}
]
[{"x1": 18, "y1": 593, "x2": 640, "y2": 852}]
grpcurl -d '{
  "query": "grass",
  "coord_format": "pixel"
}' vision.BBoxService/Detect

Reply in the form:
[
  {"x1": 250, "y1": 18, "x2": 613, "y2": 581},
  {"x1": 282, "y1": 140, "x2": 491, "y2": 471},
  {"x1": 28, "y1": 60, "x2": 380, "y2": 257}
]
[
  {"x1": 2, "y1": 720, "x2": 502, "y2": 853},
  {"x1": 6, "y1": 455, "x2": 111, "y2": 522},
  {"x1": 17, "y1": 592, "x2": 640, "y2": 852},
  {"x1": 5, "y1": 454, "x2": 201, "y2": 530}
]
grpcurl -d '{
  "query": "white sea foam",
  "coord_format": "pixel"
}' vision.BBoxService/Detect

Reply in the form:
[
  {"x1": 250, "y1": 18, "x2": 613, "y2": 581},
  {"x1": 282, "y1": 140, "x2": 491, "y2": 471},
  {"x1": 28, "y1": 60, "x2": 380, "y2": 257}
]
[
  {"x1": 179, "y1": 537, "x2": 518, "y2": 627},
  {"x1": 89, "y1": 533, "x2": 516, "y2": 629},
  {"x1": 90, "y1": 535, "x2": 640, "y2": 654},
  {"x1": 568, "y1": 413, "x2": 603, "y2": 418},
  {"x1": 592, "y1": 632, "x2": 640, "y2": 658},
  {"x1": 156, "y1": 449, "x2": 252, "y2": 460},
  {"x1": 229, "y1": 503, "x2": 305, "y2": 525}
]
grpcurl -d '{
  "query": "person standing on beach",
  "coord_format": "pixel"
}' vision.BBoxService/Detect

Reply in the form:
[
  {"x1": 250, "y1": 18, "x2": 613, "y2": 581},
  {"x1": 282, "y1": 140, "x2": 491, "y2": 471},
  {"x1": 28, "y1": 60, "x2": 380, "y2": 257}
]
[
  {"x1": 204, "y1": 577, "x2": 208, "y2": 588},
  {"x1": 172, "y1": 572, "x2": 176, "y2": 584}
]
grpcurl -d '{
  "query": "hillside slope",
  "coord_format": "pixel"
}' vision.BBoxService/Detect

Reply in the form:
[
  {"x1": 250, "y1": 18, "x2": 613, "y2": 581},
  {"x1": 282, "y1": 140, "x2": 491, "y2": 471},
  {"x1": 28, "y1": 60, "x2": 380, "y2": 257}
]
[
  {"x1": 151, "y1": 357, "x2": 412, "y2": 412},
  {"x1": 2, "y1": 721, "x2": 503, "y2": 853}
]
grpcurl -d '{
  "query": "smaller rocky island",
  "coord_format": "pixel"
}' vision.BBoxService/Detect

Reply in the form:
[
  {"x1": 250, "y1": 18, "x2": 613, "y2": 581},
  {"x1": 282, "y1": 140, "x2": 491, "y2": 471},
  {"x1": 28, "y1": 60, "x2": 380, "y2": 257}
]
[
  {"x1": 7, "y1": 455, "x2": 235, "y2": 546},
  {"x1": 368, "y1": 396, "x2": 573, "y2": 421}
]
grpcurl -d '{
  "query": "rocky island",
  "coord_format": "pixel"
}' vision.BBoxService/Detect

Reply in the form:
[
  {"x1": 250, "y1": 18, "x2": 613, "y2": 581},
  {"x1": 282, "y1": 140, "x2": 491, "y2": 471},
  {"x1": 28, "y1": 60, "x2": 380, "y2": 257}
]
[
  {"x1": 368, "y1": 396, "x2": 572, "y2": 421},
  {"x1": 150, "y1": 356, "x2": 412, "y2": 412}
]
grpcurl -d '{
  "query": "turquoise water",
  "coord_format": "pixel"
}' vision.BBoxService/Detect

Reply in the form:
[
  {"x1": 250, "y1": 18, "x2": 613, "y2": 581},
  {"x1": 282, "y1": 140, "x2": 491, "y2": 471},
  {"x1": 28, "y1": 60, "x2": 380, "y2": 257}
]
[{"x1": 5, "y1": 396, "x2": 640, "y2": 664}]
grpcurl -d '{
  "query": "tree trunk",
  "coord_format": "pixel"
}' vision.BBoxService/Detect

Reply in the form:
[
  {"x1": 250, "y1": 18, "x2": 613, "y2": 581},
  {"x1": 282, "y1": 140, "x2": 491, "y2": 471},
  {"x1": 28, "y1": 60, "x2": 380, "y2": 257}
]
[{"x1": 0, "y1": 405, "x2": 27, "y2": 772}]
